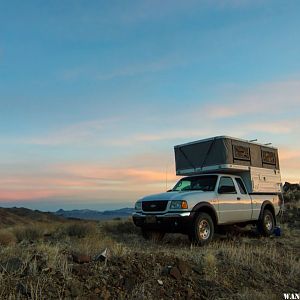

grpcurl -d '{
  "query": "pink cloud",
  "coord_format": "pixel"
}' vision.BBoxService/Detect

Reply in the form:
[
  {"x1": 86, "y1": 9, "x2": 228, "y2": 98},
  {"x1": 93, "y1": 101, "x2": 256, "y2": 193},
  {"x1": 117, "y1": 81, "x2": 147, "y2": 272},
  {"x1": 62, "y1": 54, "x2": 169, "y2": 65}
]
[
  {"x1": 0, "y1": 189, "x2": 72, "y2": 201},
  {"x1": 204, "y1": 80, "x2": 300, "y2": 119}
]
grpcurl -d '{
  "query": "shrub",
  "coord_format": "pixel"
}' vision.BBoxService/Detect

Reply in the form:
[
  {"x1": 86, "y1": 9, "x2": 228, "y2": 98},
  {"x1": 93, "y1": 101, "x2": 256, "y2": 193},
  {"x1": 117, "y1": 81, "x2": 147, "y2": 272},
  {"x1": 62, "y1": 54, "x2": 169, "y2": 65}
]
[
  {"x1": 13, "y1": 226, "x2": 43, "y2": 242},
  {"x1": 0, "y1": 230, "x2": 16, "y2": 246},
  {"x1": 283, "y1": 190, "x2": 300, "y2": 203},
  {"x1": 102, "y1": 219, "x2": 139, "y2": 235},
  {"x1": 203, "y1": 253, "x2": 218, "y2": 280},
  {"x1": 64, "y1": 223, "x2": 94, "y2": 238}
]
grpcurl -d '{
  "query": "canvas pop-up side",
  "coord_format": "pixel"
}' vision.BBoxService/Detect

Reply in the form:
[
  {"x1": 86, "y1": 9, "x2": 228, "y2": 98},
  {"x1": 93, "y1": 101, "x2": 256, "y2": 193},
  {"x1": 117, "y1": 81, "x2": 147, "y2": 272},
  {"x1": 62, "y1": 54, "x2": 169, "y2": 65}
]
[{"x1": 174, "y1": 136, "x2": 282, "y2": 193}]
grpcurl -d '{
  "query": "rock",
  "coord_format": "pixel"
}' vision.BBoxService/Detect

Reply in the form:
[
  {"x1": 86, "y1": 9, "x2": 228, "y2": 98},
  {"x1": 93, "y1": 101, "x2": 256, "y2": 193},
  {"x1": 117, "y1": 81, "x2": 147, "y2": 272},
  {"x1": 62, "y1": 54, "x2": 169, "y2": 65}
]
[
  {"x1": 192, "y1": 266, "x2": 203, "y2": 275},
  {"x1": 70, "y1": 285, "x2": 80, "y2": 297},
  {"x1": 185, "y1": 287, "x2": 194, "y2": 299},
  {"x1": 42, "y1": 267, "x2": 50, "y2": 273},
  {"x1": 176, "y1": 258, "x2": 190, "y2": 275},
  {"x1": 101, "y1": 288, "x2": 111, "y2": 300},
  {"x1": 124, "y1": 277, "x2": 135, "y2": 291},
  {"x1": 157, "y1": 279, "x2": 163, "y2": 286},
  {"x1": 169, "y1": 267, "x2": 181, "y2": 280},
  {"x1": 94, "y1": 248, "x2": 111, "y2": 262},
  {"x1": 72, "y1": 265, "x2": 92, "y2": 277},
  {"x1": 161, "y1": 265, "x2": 172, "y2": 276},
  {"x1": 72, "y1": 253, "x2": 91, "y2": 264},
  {"x1": 16, "y1": 282, "x2": 28, "y2": 296},
  {"x1": 3, "y1": 257, "x2": 23, "y2": 273},
  {"x1": 30, "y1": 254, "x2": 47, "y2": 271}
]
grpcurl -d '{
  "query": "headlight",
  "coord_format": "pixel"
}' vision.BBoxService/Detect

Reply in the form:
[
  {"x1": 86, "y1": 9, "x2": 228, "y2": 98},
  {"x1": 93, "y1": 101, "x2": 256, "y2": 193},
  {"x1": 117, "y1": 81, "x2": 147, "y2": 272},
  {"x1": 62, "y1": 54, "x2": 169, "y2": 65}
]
[
  {"x1": 135, "y1": 201, "x2": 142, "y2": 211},
  {"x1": 170, "y1": 200, "x2": 188, "y2": 209}
]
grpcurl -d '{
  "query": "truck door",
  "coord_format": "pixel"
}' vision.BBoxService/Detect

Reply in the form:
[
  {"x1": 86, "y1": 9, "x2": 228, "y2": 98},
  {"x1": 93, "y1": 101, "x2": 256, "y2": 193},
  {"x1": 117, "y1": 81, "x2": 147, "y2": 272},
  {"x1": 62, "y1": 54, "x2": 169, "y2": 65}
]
[
  {"x1": 234, "y1": 177, "x2": 252, "y2": 221},
  {"x1": 217, "y1": 176, "x2": 252, "y2": 224}
]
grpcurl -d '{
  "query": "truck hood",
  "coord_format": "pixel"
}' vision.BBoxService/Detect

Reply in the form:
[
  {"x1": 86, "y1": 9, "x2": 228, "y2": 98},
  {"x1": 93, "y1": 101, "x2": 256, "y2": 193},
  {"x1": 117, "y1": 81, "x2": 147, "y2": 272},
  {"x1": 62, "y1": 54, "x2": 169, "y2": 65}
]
[{"x1": 140, "y1": 191, "x2": 215, "y2": 202}]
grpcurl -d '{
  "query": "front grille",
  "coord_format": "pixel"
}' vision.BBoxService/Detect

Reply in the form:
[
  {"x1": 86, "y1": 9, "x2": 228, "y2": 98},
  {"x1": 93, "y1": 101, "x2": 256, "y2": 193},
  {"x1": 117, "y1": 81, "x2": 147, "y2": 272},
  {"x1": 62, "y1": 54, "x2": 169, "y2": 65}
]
[{"x1": 142, "y1": 201, "x2": 168, "y2": 212}]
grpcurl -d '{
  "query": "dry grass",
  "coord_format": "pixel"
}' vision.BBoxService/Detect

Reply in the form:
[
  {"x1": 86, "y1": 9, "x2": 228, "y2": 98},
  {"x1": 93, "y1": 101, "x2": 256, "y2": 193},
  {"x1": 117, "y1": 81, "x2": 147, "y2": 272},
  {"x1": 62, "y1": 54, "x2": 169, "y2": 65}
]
[
  {"x1": 64, "y1": 222, "x2": 95, "y2": 238},
  {"x1": 0, "y1": 229, "x2": 16, "y2": 246},
  {"x1": 12, "y1": 224, "x2": 44, "y2": 242},
  {"x1": 0, "y1": 204, "x2": 299, "y2": 299}
]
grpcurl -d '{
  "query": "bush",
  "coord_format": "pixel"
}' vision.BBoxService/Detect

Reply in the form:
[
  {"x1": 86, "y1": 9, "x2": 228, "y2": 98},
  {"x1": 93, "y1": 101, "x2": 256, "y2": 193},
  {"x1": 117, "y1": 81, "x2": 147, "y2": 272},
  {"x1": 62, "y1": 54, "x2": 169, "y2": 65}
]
[
  {"x1": 13, "y1": 226, "x2": 42, "y2": 242},
  {"x1": 284, "y1": 190, "x2": 300, "y2": 203},
  {"x1": 0, "y1": 230, "x2": 16, "y2": 246},
  {"x1": 102, "y1": 219, "x2": 139, "y2": 235},
  {"x1": 64, "y1": 223, "x2": 94, "y2": 238}
]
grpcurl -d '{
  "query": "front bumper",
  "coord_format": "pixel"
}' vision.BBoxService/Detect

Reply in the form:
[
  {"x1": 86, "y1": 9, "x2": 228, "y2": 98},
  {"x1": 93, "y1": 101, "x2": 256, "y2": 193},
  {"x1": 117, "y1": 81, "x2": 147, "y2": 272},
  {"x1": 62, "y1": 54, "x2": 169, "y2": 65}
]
[{"x1": 132, "y1": 211, "x2": 194, "y2": 233}]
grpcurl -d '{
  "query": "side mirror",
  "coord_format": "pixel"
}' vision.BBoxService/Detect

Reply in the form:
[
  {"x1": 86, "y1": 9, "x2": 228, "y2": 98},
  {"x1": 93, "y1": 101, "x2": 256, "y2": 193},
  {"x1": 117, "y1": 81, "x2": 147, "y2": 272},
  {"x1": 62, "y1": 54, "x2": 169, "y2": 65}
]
[{"x1": 218, "y1": 186, "x2": 236, "y2": 194}]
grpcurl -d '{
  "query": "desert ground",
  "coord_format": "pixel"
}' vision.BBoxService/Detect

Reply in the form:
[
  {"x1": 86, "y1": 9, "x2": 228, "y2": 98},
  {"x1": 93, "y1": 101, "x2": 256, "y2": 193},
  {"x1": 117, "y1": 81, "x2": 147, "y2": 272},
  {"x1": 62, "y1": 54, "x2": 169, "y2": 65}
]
[{"x1": 0, "y1": 192, "x2": 299, "y2": 300}]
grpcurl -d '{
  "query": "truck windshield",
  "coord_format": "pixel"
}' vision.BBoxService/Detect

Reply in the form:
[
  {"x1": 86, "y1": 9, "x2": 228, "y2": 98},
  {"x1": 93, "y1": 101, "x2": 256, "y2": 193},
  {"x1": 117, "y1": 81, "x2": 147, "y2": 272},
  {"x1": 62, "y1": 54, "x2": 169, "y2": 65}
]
[{"x1": 172, "y1": 175, "x2": 218, "y2": 192}]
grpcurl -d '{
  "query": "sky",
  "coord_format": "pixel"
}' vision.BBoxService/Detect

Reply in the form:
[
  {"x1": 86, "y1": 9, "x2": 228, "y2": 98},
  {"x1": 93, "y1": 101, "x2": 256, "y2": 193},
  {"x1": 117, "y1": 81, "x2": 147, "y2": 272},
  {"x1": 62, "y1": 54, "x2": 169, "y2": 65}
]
[{"x1": 0, "y1": 0, "x2": 299, "y2": 211}]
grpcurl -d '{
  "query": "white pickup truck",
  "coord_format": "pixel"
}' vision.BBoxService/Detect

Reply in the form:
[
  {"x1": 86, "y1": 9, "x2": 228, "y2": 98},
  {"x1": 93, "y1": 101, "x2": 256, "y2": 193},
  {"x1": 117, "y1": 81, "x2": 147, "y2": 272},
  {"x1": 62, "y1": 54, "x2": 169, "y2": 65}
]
[{"x1": 132, "y1": 136, "x2": 282, "y2": 245}]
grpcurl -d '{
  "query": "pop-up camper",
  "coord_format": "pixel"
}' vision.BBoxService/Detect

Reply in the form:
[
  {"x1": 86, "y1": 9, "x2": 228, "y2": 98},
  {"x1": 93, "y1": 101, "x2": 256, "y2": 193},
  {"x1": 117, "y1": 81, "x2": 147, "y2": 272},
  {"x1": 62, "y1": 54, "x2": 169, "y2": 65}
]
[{"x1": 174, "y1": 136, "x2": 281, "y2": 193}]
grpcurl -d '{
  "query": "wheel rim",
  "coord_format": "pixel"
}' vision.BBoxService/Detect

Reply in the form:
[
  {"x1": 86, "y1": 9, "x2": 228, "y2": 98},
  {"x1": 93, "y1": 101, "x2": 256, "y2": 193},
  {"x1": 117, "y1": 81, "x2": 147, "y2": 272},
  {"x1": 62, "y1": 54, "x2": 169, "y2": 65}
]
[
  {"x1": 264, "y1": 214, "x2": 273, "y2": 231},
  {"x1": 198, "y1": 220, "x2": 211, "y2": 240}
]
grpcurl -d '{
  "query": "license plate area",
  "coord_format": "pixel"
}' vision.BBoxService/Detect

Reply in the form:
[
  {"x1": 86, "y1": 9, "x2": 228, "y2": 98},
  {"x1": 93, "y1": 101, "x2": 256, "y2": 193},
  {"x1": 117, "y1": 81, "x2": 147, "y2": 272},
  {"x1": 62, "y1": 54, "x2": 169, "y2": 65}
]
[{"x1": 145, "y1": 215, "x2": 156, "y2": 224}]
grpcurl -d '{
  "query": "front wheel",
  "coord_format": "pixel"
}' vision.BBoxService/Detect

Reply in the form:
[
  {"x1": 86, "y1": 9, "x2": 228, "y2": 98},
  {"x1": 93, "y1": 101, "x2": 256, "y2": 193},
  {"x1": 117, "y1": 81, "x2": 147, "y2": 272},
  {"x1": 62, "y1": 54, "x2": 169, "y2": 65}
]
[
  {"x1": 257, "y1": 209, "x2": 275, "y2": 236},
  {"x1": 141, "y1": 228, "x2": 165, "y2": 242},
  {"x1": 189, "y1": 212, "x2": 214, "y2": 246}
]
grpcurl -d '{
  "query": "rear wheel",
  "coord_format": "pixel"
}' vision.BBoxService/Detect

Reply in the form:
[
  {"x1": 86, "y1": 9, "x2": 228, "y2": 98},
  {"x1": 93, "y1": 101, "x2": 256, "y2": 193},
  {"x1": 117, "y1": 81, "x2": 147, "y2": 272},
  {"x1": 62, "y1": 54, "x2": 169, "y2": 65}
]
[
  {"x1": 141, "y1": 228, "x2": 165, "y2": 241},
  {"x1": 258, "y1": 209, "x2": 275, "y2": 236},
  {"x1": 189, "y1": 212, "x2": 214, "y2": 246}
]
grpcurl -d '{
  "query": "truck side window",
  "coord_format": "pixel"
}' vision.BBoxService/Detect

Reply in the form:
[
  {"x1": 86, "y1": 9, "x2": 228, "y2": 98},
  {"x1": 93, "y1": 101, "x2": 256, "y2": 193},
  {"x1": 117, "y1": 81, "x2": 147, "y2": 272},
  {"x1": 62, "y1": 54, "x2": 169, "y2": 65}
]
[
  {"x1": 235, "y1": 178, "x2": 247, "y2": 194},
  {"x1": 218, "y1": 177, "x2": 236, "y2": 194}
]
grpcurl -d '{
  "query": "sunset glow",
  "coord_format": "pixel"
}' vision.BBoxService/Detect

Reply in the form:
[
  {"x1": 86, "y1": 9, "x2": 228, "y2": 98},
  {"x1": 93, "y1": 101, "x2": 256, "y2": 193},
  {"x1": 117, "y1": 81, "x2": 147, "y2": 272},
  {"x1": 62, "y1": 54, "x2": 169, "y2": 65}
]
[{"x1": 0, "y1": 1, "x2": 299, "y2": 210}]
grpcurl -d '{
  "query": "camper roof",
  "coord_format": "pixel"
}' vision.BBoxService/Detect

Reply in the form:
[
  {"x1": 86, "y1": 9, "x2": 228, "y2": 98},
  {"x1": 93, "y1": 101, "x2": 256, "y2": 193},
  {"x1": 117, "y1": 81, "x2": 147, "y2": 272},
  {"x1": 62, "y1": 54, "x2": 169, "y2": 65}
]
[{"x1": 174, "y1": 135, "x2": 278, "y2": 150}]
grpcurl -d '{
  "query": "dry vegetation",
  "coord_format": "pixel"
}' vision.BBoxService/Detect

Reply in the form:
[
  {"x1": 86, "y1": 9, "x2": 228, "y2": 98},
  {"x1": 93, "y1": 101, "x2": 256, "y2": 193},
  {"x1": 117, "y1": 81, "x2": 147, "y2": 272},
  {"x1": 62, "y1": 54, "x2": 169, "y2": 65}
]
[{"x1": 0, "y1": 196, "x2": 299, "y2": 300}]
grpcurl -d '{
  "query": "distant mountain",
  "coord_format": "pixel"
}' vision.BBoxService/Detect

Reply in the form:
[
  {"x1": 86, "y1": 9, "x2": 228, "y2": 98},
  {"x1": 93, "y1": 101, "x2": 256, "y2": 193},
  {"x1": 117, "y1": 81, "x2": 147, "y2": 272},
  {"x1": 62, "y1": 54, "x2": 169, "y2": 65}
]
[
  {"x1": 54, "y1": 207, "x2": 134, "y2": 220},
  {"x1": 0, "y1": 207, "x2": 65, "y2": 227}
]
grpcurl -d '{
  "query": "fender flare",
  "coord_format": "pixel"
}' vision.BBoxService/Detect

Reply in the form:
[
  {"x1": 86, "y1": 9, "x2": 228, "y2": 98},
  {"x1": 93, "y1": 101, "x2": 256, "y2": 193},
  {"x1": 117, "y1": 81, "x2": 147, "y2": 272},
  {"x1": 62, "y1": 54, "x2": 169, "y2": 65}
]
[
  {"x1": 259, "y1": 200, "x2": 276, "y2": 222},
  {"x1": 191, "y1": 202, "x2": 218, "y2": 225}
]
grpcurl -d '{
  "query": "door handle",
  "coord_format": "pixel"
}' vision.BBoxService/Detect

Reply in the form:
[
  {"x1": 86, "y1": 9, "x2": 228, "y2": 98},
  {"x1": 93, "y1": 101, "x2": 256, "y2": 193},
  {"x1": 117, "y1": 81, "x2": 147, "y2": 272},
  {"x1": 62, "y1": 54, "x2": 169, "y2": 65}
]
[{"x1": 237, "y1": 197, "x2": 241, "y2": 200}]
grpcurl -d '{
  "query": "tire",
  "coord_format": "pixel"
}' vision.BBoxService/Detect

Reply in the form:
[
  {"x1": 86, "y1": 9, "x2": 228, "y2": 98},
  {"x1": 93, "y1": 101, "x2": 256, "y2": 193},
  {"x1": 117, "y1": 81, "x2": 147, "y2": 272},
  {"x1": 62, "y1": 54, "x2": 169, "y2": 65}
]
[
  {"x1": 141, "y1": 228, "x2": 165, "y2": 242},
  {"x1": 257, "y1": 209, "x2": 275, "y2": 236},
  {"x1": 189, "y1": 212, "x2": 214, "y2": 246}
]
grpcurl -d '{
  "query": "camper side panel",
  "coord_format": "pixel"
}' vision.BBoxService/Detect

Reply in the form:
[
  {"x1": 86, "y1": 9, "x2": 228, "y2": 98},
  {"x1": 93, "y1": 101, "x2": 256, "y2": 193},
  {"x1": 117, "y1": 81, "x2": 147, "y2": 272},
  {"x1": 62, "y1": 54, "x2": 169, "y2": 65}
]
[{"x1": 243, "y1": 167, "x2": 281, "y2": 193}]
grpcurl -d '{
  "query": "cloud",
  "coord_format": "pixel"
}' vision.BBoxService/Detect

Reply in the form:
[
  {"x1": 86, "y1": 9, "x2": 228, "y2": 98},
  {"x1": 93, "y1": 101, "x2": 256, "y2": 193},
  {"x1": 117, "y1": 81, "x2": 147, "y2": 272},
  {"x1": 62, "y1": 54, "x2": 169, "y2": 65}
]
[
  {"x1": 60, "y1": 54, "x2": 186, "y2": 82},
  {"x1": 244, "y1": 120, "x2": 300, "y2": 135},
  {"x1": 5, "y1": 79, "x2": 299, "y2": 152},
  {"x1": 33, "y1": 120, "x2": 102, "y2": 145},
  {"x1": 0, "y1": 157, "x2": 179, "y2": 201},
  {"x1": 134, "y1": 129, "x2": 210, "y2": 142},
  {"x1": 96, "y1": 58, "x2": 182, "y2": 81},
  {"x1": 204, "y1": 80, "x2": 300, "y2": 119},
  {"x1": 24, "y1": 119, "x2": 118, "y2": 146},
  {"x1": 1, "y1": 143, "x2": 298, "y2": 203},
  {"x1": 1, "y1": 77, "x2": 299, "y2": 204},
  {"x1": 278, "y1": 147, "x2": 300, "y2": 183},
  {"x1": 0, "y1": 189, "x2": 72, "y2": 201}
]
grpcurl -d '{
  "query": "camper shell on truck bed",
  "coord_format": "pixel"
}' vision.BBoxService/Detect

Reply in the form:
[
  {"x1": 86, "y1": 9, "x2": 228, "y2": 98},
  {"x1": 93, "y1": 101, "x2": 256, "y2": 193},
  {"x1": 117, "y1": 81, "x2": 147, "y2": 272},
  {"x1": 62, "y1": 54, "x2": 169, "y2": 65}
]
[{"x1": 174, "y1": 136, "x2": 281, "y2": 194}]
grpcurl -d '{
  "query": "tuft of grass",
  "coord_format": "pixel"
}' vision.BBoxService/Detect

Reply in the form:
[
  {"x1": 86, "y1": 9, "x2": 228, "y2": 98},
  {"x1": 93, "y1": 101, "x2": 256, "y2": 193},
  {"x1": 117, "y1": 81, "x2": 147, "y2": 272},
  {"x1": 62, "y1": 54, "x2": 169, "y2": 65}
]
[
  {"x1": 203, "y1": 253, "x2": 218, "y2": 280},
  {"x1": 102, "y1": 219, "x2": 139, "y2": 235},
  {"x1": 0, "y1": 230, "x2": 16, "y2": 246},
  {"x1": 64, "y1": 222, "x2": 95, "y2": 238},
  {"x1": 12, "y1": 226, "x2": 43, "y2": 242}
]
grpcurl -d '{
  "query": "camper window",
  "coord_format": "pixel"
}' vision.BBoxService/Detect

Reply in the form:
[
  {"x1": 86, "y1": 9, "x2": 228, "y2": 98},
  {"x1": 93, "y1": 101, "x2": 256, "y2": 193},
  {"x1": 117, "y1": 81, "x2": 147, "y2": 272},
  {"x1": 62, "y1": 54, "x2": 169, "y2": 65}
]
[
  {"x1": 233, "y1": 145, "x2": 250, "y2": 161},
  {"x1": 262, "y1": 150, "x2": 276, "y2": 165}
]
